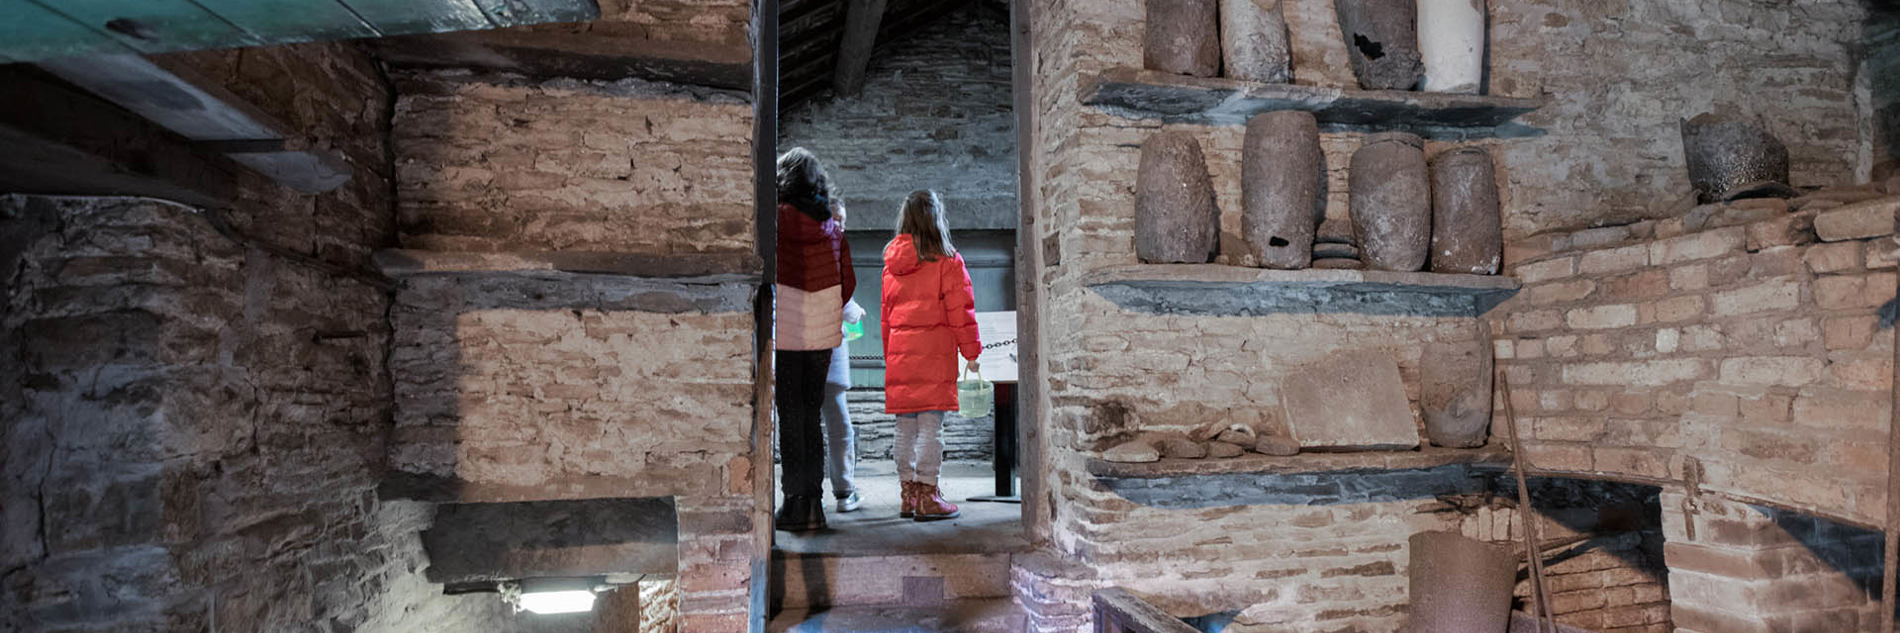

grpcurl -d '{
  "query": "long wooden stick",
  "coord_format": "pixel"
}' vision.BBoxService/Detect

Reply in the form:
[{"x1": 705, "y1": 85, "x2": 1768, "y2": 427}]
[
  {"x1": 1498, "y1": 368, "x2": 1557, "y2": 633},
  {"x1": 1884, "y1": 251, "x2": 1900, "y2": 633}
]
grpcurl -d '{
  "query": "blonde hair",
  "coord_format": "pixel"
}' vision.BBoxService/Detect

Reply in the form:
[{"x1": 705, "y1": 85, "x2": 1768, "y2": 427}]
[{"x1": 897, "y1": 190, "x2": 955, "y2": 261}]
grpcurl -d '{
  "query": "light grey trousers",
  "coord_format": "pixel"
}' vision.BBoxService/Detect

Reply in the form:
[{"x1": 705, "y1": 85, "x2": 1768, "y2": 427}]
[
  {"x1": 894, "y1": 411, "x2": 945, "y2": 484},
  {"x1": 821, "y1": 382, "x2": 855, "y2": 496}
]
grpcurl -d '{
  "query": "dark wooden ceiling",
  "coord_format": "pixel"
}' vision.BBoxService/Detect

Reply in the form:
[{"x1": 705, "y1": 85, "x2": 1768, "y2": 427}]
[{"x1": 778, "y1": 0, "x2": 976, "y2": 112}]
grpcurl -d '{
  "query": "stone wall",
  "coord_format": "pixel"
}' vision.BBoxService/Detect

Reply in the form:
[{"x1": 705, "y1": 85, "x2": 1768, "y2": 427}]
[
  {"x1": 392, "y1": 71, "x2": 755, "y2": 253},
  {"x1": 779, "y1": 4, "x2": 1018, "y2": 231},
  {"x1": 384, "y1": 58, "x2": 764, "y2": 632},
  {"x1": 1660, "y1": 492, "x2": 1883, "y2": 633},
  {"x1": 847, "y1": 389, "x2": 996, "y2": 462},
  {"x1": 1018, "y1": 0, "x2": 1889, "y2": 631},
  {"x1": 1492, "y1": 186, "x2": 1897, "y2": 527},
  {"x1": 0, "y1": 40, "x2": 499, "y2": 633}
]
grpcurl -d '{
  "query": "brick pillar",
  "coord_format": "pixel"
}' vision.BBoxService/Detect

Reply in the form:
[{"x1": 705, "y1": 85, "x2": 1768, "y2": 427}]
[{"x1": 1661, "y1": 492, "x2": 1884, "y2": 633}]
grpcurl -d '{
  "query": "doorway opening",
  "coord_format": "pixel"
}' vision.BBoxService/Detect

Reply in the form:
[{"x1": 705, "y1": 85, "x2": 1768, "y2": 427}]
[{"x1": 767, "y1": 0, "x2": 1034, "y2": 627}]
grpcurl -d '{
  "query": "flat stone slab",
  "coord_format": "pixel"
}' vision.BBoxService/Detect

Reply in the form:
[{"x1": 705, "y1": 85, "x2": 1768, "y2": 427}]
[
  {"x1": 1082, "y1": 67, "x2": 1545, "y2": 136},
  {"x1": 1280, "y1": 349, "x2": 1420, "y2": 451},
  {"x1": 423, "y1": 497, "x2": 679, "y2": 584},
  {"x1": 374, "y1": 248, "x2": 762, "y2": 282},
  {"x1": 1086, "y1": 445, "x2": 1509, "y2": 478},
  {"x1": 1082, "y1": 264, "x2": 1519, "y2": 317}
]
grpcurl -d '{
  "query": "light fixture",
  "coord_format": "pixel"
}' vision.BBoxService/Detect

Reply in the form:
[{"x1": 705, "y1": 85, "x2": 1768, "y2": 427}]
[{"x1": 506, "y1": 577, "x2": 601, "y2": 614}]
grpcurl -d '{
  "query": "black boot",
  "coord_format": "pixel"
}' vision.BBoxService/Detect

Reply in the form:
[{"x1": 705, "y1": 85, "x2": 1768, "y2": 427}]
[{"x1": 775, "y1": 495, "x2": 827, "y2": 532}]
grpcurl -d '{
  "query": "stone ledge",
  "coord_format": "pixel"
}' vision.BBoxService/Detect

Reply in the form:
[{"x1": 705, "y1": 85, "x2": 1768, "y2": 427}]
[
  {"x1": 1081, "y1": 67, "x2": 1545, "y2": 135},
  {"x1": 1081, "y1": 264, "x2": 1520, "y2": 317},
  {"x1": 374, "y1": 249, "x2": 762, "y2": 283},
  {"x1": 1086, "y1": 445, "x2": 1511, "y2": 479}
]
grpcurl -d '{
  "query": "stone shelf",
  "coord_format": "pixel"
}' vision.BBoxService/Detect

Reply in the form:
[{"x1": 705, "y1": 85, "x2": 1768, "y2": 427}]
[
  {"x1": 1082, "y1": 264, "x2": 1520, "y2": 318},
  {"x1": 1081, "y1": 67, "x2": 1545, "y2": 136},
  {"x1": 1086, "y1": 445, "x2": 1513, "y2": 509},
  {"x1": 373, "y1": 249, "x2": 761, "y2": 283},
  {"x1": 1087, "y1": 445, "x2": 1513, "y2": 479}
]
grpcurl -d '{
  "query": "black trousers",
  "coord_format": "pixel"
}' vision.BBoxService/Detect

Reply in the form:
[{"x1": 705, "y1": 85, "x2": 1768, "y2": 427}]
[{"x1": 775, "y1": 349, "x2": 832, "y2": 499}]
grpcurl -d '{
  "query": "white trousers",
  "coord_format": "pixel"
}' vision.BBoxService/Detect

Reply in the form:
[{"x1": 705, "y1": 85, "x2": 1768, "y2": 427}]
[{"x1": 894, "y1": 411, "x2": 945, "y2": 484}]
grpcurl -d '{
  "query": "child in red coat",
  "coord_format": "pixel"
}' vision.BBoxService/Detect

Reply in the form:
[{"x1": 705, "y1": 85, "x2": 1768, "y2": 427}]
[{"x1": 880, "y1": 190, "x2": 980, "y2": 521}]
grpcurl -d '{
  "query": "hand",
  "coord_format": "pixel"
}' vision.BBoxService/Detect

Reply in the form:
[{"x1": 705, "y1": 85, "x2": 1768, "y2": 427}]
[{"x1": 966, "y1": 358, "x2": 980, "y2": 372}]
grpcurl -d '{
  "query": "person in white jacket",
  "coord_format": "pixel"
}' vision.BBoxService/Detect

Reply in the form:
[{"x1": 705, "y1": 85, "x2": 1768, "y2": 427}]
[{"x1": 824, "y1": 298, "x2": 866, "y2": 512}]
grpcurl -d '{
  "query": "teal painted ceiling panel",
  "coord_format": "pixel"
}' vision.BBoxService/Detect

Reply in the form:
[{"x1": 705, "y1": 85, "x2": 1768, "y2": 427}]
[
  {"x1": 345, "y1": 0, "x2": 497, "y2": 34},
  {"x1": 189, "y1": 0, "x2": 381, "y2": 42},
  {"x1": 0, "y1": 1, "x2": 134, "y2": 61},
  {"x1": 0, "y1": 0, "x2": 599, "y2": 62},
  {"x1": 41, "y1": 0, "x2": 261, "y2": 54}
]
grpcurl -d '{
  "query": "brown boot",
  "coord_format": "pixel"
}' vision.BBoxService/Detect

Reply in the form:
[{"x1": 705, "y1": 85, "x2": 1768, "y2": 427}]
[
  {"x1": 913, "y1": 483, "x2": 960, "y2": 521},
  {"x1": 900, "y1": 481, "x2": 918, "y2": 518}
]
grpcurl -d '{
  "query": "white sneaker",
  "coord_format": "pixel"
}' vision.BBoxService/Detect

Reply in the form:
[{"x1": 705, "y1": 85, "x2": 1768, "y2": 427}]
[{"x1": 836, "y1": 491, "x2": 862, "y2": 513}]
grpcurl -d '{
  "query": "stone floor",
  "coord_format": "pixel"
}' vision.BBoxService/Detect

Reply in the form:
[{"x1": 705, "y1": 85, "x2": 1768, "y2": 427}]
[
  {"x1": 773, "y1": 461, "x2": 1027, "y2": 556},
  {"x1": 766, "y1": 599, "x2": 1026, "y2": 633}
]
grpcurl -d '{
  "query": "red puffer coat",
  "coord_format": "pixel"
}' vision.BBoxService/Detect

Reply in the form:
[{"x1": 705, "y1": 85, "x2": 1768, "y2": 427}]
[{"x1": 880, "y1": 235, "x2": 980, "y2": 414}]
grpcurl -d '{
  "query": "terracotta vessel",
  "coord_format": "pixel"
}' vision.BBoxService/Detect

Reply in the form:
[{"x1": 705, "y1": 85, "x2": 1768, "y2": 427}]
[
  {"x1": 1242, "y1": 111, "x2": 1326, "y2": 269},
  {"x1": 1221, "y1": 0, "x2": 1293, "y2": 83},
  {"x1": 1406, "y1": 532, "x2": 1516, "y2": 633},
  {"x1": 1334, "y1": 0, "x2": 1424, "y2": 90},
  {"x1": 1349, "y1": 132, "x2": 1430, "y2": 271},
  {"x1": 1419, "y1": 338, "x2": 1492, "y2": 448},
  {"x1": 1429, "y1": 146, "x2": 1502, "y2": 274},
  {"x1": 1145, "y1": 0, "x2": 1221, "y2": 77},
  {"x1": 1137, "y1": 131, "x2": 1220, "y2": 263}
]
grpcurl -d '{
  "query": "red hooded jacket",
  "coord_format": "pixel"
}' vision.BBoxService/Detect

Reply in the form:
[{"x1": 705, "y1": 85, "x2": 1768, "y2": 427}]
[{"x1": 880, "y1": 234, "x2": 980, "y2": 414}]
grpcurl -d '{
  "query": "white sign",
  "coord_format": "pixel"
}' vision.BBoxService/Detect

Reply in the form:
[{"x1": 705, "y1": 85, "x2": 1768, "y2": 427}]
[{"x1": 973, "y1": 311, "x2": 1018, "y2": 384}]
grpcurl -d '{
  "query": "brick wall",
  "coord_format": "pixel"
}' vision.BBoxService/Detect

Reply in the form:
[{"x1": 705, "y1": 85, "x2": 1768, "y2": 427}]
[
  {"x1": 1661, "y1": 492, "x2": 1883, "y2": 633},
  {"x1": 1457, "y1": 479, "x2": 1672, "y2": 633},
  {"x1": 779, "y1": 4, "x2": 1018, "y2": 230},
  {"x1": 0, "y1": 41, "x2": 501, "y2": 633},
  {"x1": 1492, "y1": 188, "x2": 1897, "y2": 527},
  {"x1": 392, "y1": 71, "x2": 755, "y2": 253}
]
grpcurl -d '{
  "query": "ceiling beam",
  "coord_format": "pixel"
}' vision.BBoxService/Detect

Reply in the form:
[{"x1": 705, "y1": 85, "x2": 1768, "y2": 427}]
[
  {"x1": 831, "y1": 0, "x2": 888, "y2": 97},
  {"x1": 0, "y1": 67, "x2": 239, "y2": 207}
]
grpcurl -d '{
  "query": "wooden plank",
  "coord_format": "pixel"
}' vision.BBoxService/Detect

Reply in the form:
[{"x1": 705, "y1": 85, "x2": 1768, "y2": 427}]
[
  {"x1": 39, "y1": 0, "x2": 260, "y2": 54},
  {"x1": 0, "y1": 1, "x2": 135, "y2": 61},
  {"x1": 1092, "y1": 589, "x2": 1200, "y2": 633},
  {"x1": 190, "y1": 0, "x2": 380, "y2": 42},
  {"x1": 468, "y1": 0, "x2": 600, "y2": 27},
  {"x1": 831, "y1": 0, "x2": 887, "y2": 96},
  {"x1": 36, "y1": 55, "x2": 284, "y2": 141},
  {"x1": 340, "y1": 0, "x2": 496, "y2": 34},
  {"x1": 0, "y1": 66, "x2": 238, "y2": 206}
]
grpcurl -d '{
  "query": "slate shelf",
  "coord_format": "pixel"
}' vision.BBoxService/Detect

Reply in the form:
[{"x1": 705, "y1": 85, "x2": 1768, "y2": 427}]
[
  {"x1": 373, "y1": 249, "x2": 762, "y2": 283},
  {"x1": 1082, "y1": 264, "x2": 1520, "y2": 318},
  {"x1": 1081, "y1": 67, "x2": 1545, "y2": 136},
  {"x1": 1086, "y1": 445, "x2": 1513, "y2": 479}
]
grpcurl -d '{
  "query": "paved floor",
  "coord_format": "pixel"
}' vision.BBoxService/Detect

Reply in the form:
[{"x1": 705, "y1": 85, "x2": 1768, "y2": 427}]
[
  {"x1": 765, "y1": 599, "x2": 1026, "y2": 633},
  {"x1": 773, "y1": 461, "x2": 1027, "y2": 556}
]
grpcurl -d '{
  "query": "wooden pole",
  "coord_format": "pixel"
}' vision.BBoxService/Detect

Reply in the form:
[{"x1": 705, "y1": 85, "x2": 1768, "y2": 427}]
[
  {"x1": 1883, "y1": 238, "x2": 1899, "y2": 633},
  {"x1": 1498, "y1": 368, "x2": 1556, "y2": 633}
]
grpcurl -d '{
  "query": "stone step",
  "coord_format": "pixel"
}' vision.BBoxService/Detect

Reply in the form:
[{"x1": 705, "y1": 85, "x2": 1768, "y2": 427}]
[
  {"x1": 767, "y1": 598, "x2": 1027, "y2": 633},
  {"x1": 771, "y1": 550, "x2": 1015, "y2": 610}
]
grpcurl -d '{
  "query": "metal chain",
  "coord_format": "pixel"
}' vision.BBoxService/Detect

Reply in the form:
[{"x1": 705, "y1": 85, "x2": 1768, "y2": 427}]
[{"x1": 849, "y1": 337, "x2": 1015, "y2": 362}]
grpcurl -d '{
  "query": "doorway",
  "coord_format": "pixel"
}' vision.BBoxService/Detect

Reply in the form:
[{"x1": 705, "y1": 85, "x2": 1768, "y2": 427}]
[{"x1": 765, "y1": 0, "x2": 1035, "y2": 627}]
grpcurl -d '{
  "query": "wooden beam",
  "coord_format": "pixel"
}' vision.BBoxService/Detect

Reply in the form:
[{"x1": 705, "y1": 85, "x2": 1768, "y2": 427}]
[
  {"x1": 0, "y1": 67, "x2": 239, "y2": 206},
  {"x1": 830, "y1": 0, "x2": 887, "y2": 97},
  {"x1": 372, "y1": 28, "x2": 753, "y2": 90}
]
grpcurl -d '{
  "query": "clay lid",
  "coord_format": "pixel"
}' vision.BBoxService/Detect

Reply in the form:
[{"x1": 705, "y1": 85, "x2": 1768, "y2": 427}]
[{"x1": 1361, "y1": 131, "x2": 1424, "y2": 148}]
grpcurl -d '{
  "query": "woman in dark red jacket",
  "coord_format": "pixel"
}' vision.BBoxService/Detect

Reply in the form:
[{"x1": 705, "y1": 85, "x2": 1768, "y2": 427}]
[
  {"x1": 775, "y1": 148, "x2": 855, "y2": 532},
  {"x1": 881, "y1": 190, "x2": 979, "y2": 521}
]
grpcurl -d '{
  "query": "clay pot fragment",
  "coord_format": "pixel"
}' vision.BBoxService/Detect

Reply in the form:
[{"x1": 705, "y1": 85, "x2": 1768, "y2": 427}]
[
  {"x1": 1429, "y1": 146, "x2": 1502, "y2": 274},
  {"x1": 1417, "y1": 0, "x2": 1486, "y2": 94},
  {"x1": 1156, "y1": 436, "x2": 1208, "y2": 459},
  {"x1": 1255, "y1": 435, "x2": 1301, "y2": 456},
  {"x1": 1221, "y1": 0, "x2": 1293, "y2": 83},
  {"x1": 1419, "y1": 339, "x2": 1493, "y2": 448},
  {"x1": 1145, "y1": 0, "x2": 1221, "y2": 77},
  {"x1": 1206, "y1": 441, "x2": 1247, "y2": 458},
  {"x1": 1333, "y1": 0, "x2": 1424, "y2": 90},
  {"x1": 1137, "y1": 131, "x2": 1221, "y2": 263},
  {"x1": 1406, "y1": 532, "x2": 1515, "y2": 633},
  {"x1": 1243, "y1": 111, "x2": 1327, "y2": 269},
  {"x1": 1350, "y1": 132, "x2": 1431, "y2": 271},
  {"x1": 1681, "y1": 112, "x2": 1795, "y2": 203}
]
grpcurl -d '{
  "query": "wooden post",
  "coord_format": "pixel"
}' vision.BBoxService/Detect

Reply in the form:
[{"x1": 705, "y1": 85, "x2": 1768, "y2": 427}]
[
  {"x1": 1498, "y1": 368, "x2": 1556, "y2": 633},
  {"x1": 831, "y1": 0, "x2": 887, "y2": 97},
  {"x1": 1883, "y1": 237, "x2": 1899, "y2": 633}
]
